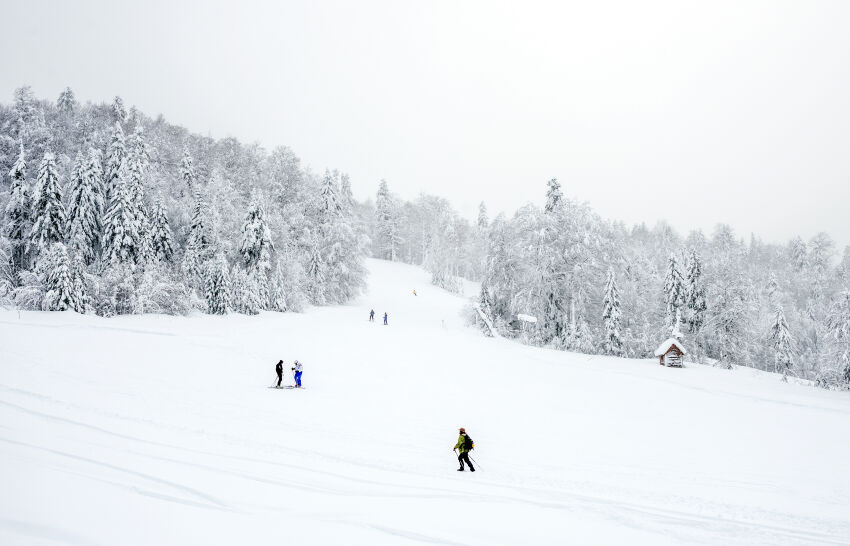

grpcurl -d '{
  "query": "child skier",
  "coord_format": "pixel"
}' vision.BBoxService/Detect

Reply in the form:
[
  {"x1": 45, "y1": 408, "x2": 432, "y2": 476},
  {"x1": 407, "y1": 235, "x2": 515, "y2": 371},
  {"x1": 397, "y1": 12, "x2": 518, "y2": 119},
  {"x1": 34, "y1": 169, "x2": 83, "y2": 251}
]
[
  {"x1": 453, "y1": 427, "x2": 475, "y2": 472},
  {"x1": 291, "y1": 360, "x2": 303, "y2": 388}
]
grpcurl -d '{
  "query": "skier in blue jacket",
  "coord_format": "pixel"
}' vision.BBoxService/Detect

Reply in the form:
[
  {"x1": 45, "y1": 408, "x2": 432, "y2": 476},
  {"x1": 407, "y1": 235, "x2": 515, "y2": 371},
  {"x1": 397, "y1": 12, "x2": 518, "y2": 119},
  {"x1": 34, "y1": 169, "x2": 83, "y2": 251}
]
[{"x1": 291, "y1": 360, "x2": 303, "y2": 388}]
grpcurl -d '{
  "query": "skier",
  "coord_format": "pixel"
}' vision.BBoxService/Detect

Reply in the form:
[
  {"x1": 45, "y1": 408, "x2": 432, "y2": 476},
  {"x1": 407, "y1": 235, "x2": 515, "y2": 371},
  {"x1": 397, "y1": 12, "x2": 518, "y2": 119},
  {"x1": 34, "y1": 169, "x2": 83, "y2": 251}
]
[
  {"x1": 383, "y1": 312, "x2": 388, "y2": 325},
  {"x1": 275, "y1": 359, "x2": 284, "y2": 388},
  {"x1": 453, "y1": 427, "x2": 475, "y2": 472},
  {"x1": 413, "y1": 289, "x2": 417, "y2": 296},
  {"x1": 369, "y1": 309, "x2": 375, "y2": 322},
  {"x1": 291, "y1": 360, "x2": 303, "y2": 388}
]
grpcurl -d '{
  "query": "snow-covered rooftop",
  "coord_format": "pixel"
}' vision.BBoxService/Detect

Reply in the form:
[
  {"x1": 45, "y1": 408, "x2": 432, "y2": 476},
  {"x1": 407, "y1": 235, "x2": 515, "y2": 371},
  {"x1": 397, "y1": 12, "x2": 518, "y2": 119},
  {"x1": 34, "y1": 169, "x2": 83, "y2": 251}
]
[{"x1": 654, "y1": 337, "x2": 687, "y2": 357}]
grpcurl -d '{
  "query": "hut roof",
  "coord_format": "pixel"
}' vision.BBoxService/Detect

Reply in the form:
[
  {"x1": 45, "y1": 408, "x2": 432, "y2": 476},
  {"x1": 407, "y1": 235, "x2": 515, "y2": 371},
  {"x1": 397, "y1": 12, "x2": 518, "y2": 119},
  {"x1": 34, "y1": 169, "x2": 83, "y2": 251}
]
[{"x1": 654, "y1": 338, "x2": 687, "y2": 357}]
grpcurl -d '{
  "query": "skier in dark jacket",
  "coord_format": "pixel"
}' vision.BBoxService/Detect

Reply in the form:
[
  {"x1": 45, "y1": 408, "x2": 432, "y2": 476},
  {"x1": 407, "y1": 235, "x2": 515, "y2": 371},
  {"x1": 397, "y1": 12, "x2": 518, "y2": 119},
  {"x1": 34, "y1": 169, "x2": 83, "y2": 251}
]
[
  {"x1": 383, "y1": 312, "x2": 388, "y2": 325},
  {"x1": 453, "y1": 427, "x2": 475, "y2": 472},
  {"x1": 369, "y1": 309, "x2": 375, "y2": 322},
  {"x1": 275, "y1": 360, "x2": 283, "y2": 388}
]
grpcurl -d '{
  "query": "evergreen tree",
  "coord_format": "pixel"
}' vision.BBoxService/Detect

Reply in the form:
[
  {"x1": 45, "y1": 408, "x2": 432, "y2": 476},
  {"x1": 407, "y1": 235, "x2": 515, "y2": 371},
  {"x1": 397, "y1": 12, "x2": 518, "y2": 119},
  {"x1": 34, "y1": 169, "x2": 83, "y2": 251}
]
[
  {"x1": 204, "y1": 256, "x2": 230, "y2": 315},
  {"x1": 102, "y1": 171, "x2": 143, "y2": 266},
  {"x1": 664, "y1": 253, "x2": 685, "y2": 330},
  {"x1": 544, "y1": 178, "x2": 563, "y2": 214},
  {"x1": 790, "y1": 237, "x2": 808, "y2": 272},
  {"x1": 112, "y1": 96, "x2": 127, "y2": 123},
  {"x1": 239, "y1": 202, "x2": 273, "y2": 271},
  {"x1": 826, "y1": 292, "x2": 850, "y2": 386},
  {"x1": 602, "y1": 268, "x2": 624, "y2": 356},
  {"x1": 230, "y1": 266, "x2": 261, "y2": 315},
  {"x1": 126, "y1": 124, "x2": 152, "y2": 260},
  {"x1": 305, "y1": 244, "x2": 326, "y2": 305},
  {"x1": 375, "y1": 180, "x2": 402, "y2": 261},
  {"x1": 770, "y1": 304, "x2": 795, "y2": 376},
  {"x1": 104, "y1": 122, "x2": 126, "y2": 203},
  {"x1": 67, "y1": 151, "x2": 104, "y2": 264},
  {"x1": 56, "y1": 87, "x2": 77, "y2": 114},
  {"x1": 319, "y1": 170, "x2": 342, "y2": 225},
  {"x1": 29, "y1": 152, "x2": 66, "y2": 252},
  {"x1": 150, "y1": 199, "x2": 174, "y2": 262},
  {"x1": 477, "y1": 202, "x2": 489, "y2": 229},
  {"x1": 339, "y1": 172, "x2": 355, "y2": 215},
  {"x1": 184, "y1": 188, "x2": 216, "y2": 281},
  {"x1": 39, "y1": 243, "x2": 86, "y2": 312},
  {"x1": 4, "y1": 144, "x2": 30, "y2": 276},
  {"x1": 685, "y1": 248, "x2": 707, "y2": 333},
  {"x1": 180, "y1": 147, "x2": 196, "y2": 190}
]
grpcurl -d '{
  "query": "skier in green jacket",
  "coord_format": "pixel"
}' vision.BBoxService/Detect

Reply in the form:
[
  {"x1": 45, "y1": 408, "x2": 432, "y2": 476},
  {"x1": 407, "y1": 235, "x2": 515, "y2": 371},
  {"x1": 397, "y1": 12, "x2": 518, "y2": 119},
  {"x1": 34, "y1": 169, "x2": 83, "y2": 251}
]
[{"x1": 453, "y1": 427, "x2": 475, "y2": 472}]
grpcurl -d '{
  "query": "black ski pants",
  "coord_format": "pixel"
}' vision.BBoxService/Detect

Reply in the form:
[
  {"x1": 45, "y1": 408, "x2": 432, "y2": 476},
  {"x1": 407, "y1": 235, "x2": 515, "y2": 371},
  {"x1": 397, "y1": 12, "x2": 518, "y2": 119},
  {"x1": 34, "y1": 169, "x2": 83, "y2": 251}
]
[
  {"x1": 458, "y1": 451, "x2": 474, "y2": 471},
  {"x1": 276, "y1": 372, "x2": 283, "y2": 387}
]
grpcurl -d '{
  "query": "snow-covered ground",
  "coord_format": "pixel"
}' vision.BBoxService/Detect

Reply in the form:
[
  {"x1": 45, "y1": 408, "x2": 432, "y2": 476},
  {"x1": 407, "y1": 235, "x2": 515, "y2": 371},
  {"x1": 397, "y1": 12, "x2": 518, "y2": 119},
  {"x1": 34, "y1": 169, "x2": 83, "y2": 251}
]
[{"x1": 2, "y1": 258, "x2": 850, "y2": 545}]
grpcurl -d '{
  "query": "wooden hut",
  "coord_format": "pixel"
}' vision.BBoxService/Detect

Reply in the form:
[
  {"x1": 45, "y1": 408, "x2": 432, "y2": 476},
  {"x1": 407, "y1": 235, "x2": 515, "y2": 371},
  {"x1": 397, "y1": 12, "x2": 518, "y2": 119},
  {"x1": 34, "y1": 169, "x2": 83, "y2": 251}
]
[{"x1": 654, "y1": 338, "x2": 686, "y2": 367}]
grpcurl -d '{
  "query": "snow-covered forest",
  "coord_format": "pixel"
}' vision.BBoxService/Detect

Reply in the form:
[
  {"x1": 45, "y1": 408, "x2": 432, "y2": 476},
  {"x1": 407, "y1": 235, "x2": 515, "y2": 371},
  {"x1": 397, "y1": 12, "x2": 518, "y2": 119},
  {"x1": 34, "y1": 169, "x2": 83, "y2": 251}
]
[
  {"x1": 0, "y1": 86, "x2": 367, "y2": 318},
  {"x1": 2, "y1": 86, "x2": 849, "y2": 388},
  {"x1": 369, "y1": 176, "x2": 850, "y2": 388}
]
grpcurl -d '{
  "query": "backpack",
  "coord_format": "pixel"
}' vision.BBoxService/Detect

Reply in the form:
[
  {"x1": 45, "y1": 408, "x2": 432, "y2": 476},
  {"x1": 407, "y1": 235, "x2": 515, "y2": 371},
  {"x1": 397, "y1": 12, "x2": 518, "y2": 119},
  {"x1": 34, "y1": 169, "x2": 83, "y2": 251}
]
[{"x1": 463, "y1": 435, "x2": 474, "y2": 451}]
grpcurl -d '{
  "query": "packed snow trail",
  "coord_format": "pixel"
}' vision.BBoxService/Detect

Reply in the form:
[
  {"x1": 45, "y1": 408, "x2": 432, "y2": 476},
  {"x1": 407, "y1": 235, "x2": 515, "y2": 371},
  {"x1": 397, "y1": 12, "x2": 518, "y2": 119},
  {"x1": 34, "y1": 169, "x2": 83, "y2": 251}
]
[{"x1": 2, "y1": 259, "x2": 850, "y2": 545}]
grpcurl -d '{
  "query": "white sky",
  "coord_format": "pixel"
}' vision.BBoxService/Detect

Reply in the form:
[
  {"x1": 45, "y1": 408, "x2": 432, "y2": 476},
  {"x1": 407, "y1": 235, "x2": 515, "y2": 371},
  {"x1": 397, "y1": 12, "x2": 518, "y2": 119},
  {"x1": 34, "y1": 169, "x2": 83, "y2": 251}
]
[{"x1": 2, "y1": 0, "x2": 849, "y2": 247}]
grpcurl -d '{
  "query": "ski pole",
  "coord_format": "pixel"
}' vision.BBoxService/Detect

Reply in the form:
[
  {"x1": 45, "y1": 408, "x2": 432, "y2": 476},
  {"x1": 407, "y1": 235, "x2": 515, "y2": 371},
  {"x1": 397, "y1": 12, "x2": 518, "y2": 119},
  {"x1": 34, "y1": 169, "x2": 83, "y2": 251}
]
[{"x1": 470, "y1": 456, "x2": 481, "y2": 470}]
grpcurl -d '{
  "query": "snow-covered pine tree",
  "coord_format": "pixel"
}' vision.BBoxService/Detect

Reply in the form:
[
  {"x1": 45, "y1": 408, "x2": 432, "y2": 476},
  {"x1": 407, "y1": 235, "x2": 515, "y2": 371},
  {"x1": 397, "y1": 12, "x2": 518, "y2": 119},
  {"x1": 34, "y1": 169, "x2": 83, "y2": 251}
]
[
  {"x1": 204, "y1": 256, "x2": 230, "y2": 315},
  {"x1": 71, "y1": 252, "x2": 90, "y2": 313},
  {"x1": 67, "y1": 151, "x2": 103, "y2": 264},
  {"x1": 230, "y1": 266, "x2": 261, "y2": 315},
  {"x1": 239, "y1": 202, "x2": 273, "y2": 272},
  {"x1": 664, "y1": 253, "x2": 685, "y2": 331},
  {"x1": 570, "y1": 316, "x2": 596, "y2": 355},
  {"x1": 770, "y1": 304, "x2": 795, "y2": 376},
  {"x1": 318, "y1": 172, "x2": 367, "y2": 303},
  {"x1": 765, "y1": 272, "x2": 781, "y2": 310},
  {"x1": 790, "y1": 237, "x2": 808, "y2": 272},
  {"x1": 104, "y1": 122, "x2": 126, "y2": 203},
  {"x1": 602, "y1": 268, "x2": 624, "y2": 356},
  {"x1": 112, "y1": 96, "x2": 127, "y2": 123},
  {"x1": 826, "y1": 292, "x2": 850, "y2": 386},
  {"x1": 102, "y1": 170, "x2": 143, "y2": 266},
  {"x1": 685, "y1": 248, "x2": 707, "y2": 333},
  {"x1": 544, "y1": 178, "x2": 563, "y2": 214},
  {"x1": 39, "y1": 243, "x2": 86, "y2": 312},
  {"x1": 149, "y1": 199, "x2": 174, "y2": 262},
  {"x1": 4, "y1": 144, "x2": 30, "y2": 276},
  {"x1": 339, "y1": 172, "x2": 355, "y2": 215},
  {"x1": 56, "y1": 87, "x2": 77, "y2": 115},
  {"x1": 268, "y1": 260, "x2": 288, "y2": 312},
  {"x1": 375, "y1": 180, "x2": 403, "y2": 261},
  {"x1": 29, "y1": 152, "x2": 66, "y2": 252},
  {"x1": 126, "y1": 124, "x2": 152, "y2": 261},
  {"x1": 305, "y1": 244, "x2": 326, "y2": 305},
  {"x1": 477, "y1": 202, "x2": 489, "y2": 229},
  {"x1": 183, "y1": 188, "x2": 216, "y2": 282},
  {"x1": 181, "y1": 147, "x2": 196, "y2": 191}
]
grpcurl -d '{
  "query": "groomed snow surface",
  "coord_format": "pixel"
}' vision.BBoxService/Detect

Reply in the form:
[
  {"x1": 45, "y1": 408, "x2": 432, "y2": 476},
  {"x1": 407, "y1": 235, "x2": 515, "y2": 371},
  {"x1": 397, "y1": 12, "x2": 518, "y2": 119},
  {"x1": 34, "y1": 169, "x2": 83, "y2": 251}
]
[{"x1": 2, "y1": 259, "x2": 850, "y2": 545}]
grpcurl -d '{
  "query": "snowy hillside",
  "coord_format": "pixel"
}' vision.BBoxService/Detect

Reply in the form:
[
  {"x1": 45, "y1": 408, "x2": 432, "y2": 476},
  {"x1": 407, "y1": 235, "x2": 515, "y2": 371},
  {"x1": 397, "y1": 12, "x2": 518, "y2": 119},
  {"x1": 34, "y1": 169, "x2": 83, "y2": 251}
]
[{"x1": 2, "y1": 258, "x2": 850, "y2": 545}]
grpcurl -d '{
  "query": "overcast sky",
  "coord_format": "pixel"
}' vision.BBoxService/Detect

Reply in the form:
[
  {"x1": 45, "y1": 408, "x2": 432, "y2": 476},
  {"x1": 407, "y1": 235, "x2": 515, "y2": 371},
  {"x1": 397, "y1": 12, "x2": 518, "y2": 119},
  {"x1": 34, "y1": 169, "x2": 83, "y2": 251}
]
[{"x1": 2, "y1": 0, "x2": 849, "y2": 247}]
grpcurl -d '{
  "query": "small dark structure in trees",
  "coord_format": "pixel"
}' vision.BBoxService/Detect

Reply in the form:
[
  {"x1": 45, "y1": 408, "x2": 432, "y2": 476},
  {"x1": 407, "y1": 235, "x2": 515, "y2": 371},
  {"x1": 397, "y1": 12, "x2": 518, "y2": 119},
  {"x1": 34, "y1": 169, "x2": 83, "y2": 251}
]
[{"x1": 655, "y1": 338, "x2": 686, "y2": 367}]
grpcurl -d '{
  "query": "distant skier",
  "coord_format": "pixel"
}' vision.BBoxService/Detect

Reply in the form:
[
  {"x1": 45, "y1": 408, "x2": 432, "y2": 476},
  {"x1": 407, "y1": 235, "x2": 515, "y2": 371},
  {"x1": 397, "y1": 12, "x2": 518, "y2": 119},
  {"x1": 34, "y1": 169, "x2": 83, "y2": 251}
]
[
  {"x1": 453, "y1": 427, "x2": 475, "y2": 472},
  {"x1": 369, "y1": 309, "x2": 375, "y2": 322},
  {"x1": 413, "y1": 289, "x2": 417, "y2": 296},
  {"x1": 383, "y1": 312, "x2": 388, "y2": 325},
  {"x1": 291, "y1": 360, "x2": 303, "y2": 388},
  {"x1": 275, "y1": 359, "x2": 284, "y2": 388}
]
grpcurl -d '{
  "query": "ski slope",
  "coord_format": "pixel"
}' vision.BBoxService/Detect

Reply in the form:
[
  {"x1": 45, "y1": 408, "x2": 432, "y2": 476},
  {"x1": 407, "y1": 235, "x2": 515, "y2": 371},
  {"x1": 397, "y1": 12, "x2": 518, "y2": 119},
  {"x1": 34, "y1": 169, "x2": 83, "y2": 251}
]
[{"x1": 2, "y1": 258, "x2": 850, "y2": 545}]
